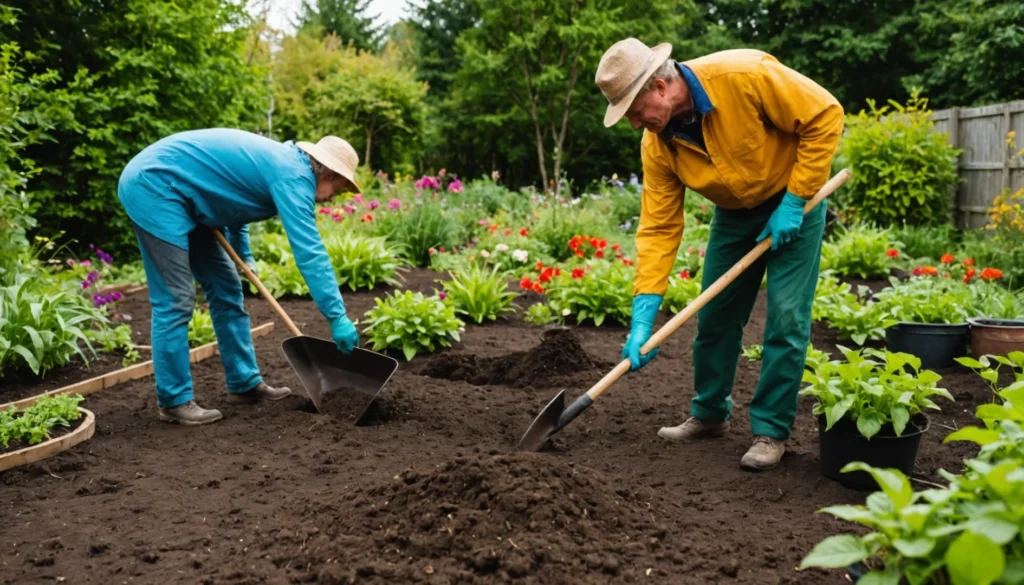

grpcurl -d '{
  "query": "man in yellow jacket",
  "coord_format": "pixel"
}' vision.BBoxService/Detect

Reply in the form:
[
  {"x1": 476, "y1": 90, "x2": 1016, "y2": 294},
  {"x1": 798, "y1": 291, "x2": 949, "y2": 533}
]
[{"x1": 595, "y1": 39, "x2": 843, "y2": 471}]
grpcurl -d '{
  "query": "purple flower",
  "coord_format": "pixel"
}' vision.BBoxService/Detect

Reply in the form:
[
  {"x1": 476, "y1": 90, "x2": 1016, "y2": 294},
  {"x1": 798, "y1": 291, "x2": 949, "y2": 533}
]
[
  {"x1": 95, "y1": 248, "x2": 113, "y2": 264},
  {"x1": 387, "y1": 198, "x2": 401, "y2": 210},
  {"x1": 81, "y1": 280, "x2": 90, "y2": 289},
  {"x1": 112, "y1": 292, "x2": 123, "y2": 301},
  {"x1": 438, "y1": 291, "x2": 447, "y2": 301},
  {"x1": 448, "y1": 179, "x2": 463, "y2": 194},
  {"x1": 415, "y1": 176, "x2": 439, "y2": 190},
  {"x1": 87, "y1": 270, "x2": 100, "y2": 283},
  {"x1": 367, "y1": 199, "x2": 381, "y2": 210}
]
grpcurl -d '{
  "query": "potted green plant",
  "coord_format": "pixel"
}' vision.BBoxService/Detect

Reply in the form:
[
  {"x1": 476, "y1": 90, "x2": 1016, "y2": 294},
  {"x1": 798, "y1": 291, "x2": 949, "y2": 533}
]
[
  {"x1": 878, "y1": 277, "x2": 973, "y2": 369},
  {"x1": 800, "y1": 346, "x2": 954, "y2": 490}
]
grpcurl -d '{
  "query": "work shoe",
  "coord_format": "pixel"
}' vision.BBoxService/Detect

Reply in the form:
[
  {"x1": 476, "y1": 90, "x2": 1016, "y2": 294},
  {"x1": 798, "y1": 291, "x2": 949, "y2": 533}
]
[
  {"x1": 740, "y1": 436, "x2": 785, "y2": 471},
  {"x1": 158, "y1": 400, "x2": 224, "y2": 426},
  {"x1": 228, "y1": 382, "x2": 292, "y2": 403},
  {"x1": 657, "y1": 417, "x2": 730, "y2": 441}
]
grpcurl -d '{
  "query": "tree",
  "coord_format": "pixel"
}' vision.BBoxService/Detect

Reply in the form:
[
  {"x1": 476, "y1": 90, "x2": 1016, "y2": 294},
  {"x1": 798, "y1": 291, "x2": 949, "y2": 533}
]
[
  {"x1": 297, "y1": 0, "x2": 384, "y2": 53},
  {"x1": 454, "y1": 0, "x2": 690, "y2": 194},
  {"x1": 1, "y1": 0, "x2": 265, "y2": 254},
  {"x1": 406, "y1": 0, "x2": 480, "y2": 96}
]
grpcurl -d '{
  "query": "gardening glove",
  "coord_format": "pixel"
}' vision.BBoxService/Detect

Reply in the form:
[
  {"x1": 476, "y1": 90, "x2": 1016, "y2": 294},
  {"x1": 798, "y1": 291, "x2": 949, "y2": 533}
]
[
  {"x1": 622, "y1": 294, "x2": 663, "y2": 371},
  {"x1": 330, "y1": 315, "x2": 360, "y2": 354},
  {"x1": 756, "y1": 191, "x2": 806, "y2": 251}
]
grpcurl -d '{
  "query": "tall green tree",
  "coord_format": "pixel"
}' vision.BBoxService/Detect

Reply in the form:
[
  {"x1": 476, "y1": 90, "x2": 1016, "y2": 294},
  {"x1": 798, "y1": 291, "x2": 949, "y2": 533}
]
[
  {"x1": 297, "y1": 0, "x2": 384, "y2": 53},
  {"x1": 406, "y1": 0, "x2": 480, "y2": 96},
  {"x1": 1, "y1": 0, "x2": 265, "y2": 254}
]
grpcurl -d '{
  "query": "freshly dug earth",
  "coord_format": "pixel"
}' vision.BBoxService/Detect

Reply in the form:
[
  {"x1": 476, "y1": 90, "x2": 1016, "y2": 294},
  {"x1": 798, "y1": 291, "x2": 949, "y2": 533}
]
[
  {"x1": 269, "y1": 453, "x2": 673, "y2": 584},
  {"x1": 0, "y1": 270, "x2": 991, "y2": 585},
  {"x1": 419, "y1": 327, "x2": 610, "y2": 388}
]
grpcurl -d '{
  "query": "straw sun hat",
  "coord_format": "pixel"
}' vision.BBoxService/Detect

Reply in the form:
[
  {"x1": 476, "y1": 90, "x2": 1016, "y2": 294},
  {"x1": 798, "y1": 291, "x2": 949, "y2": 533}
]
[
  {"x1": 595, "y1": 38, "x2": 673, "y2": 128},
  {"x1": 296, "y1": 136, "x2": 362, "y2": 193}
]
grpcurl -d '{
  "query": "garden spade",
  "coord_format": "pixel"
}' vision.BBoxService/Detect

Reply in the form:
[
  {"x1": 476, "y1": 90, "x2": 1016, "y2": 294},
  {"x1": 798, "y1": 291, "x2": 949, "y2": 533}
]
[
  {"x1": 517, "y1": 169, "x2": 852, "y2": 452},
  {"x1": 213, "y1": 230, "x2": 398, "y2": 423}
]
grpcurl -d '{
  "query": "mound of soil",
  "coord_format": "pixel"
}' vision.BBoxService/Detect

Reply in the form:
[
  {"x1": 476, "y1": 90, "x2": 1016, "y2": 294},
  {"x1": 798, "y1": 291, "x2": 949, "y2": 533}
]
[
  {"x1": 314, "y1": 387, "x2": 411, "y2": 426},
  {"x1": 420, "y1": 328, "x2": 609, "y2": 388},
  {"x1": 275, "y1": 453, "x2": 671, "y2": 584}
]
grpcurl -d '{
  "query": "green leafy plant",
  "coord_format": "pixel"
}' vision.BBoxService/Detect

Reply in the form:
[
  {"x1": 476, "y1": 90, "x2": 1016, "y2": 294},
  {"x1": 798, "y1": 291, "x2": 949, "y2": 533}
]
[
  {"x1": 820, "y1": 224, "x2": 900, "y2": 279},
  {"x1": 742, "y1": 344, "x2": 763, "y2": 361},
  {"x1": 956, "y1": 351, "x2": 1024, "y2": 397},
  {"x1": 250, "y1": 260, "x2": 308, "y2": 297},
  {"x1": 440, "y1": 265, "x2": 518, "y2": 324},
  {"x1": 373, "y1": 202, "x2": 463, "y2": 267},
  {"x1": 324, "y1": 233, "x2": 405, "y2": 291},
  {"x1": 892, "y1": 223, "x2": 961, "y2": 262},
  {"x1": 532, "y1": 207, "x2": 612, "y2": 262},
  {"x1": 838, "y1": 90, "x2": 961, "y2": 226},
  {"x1": 524, "y1": 302, "x2": 556, "y2": 325},
  {"x1": 0, "y1": 393, "x2": 83, "y2": 449},
  {"x1": 188, "y1": 307, "x2": 216, "y2": 348},
  {"x1": 545, "y1": 261, "x2": 633, "y2": 326},
  {"x1": 92, "y1": 323, "x2": 139, "y2": 367},
  {"x1": 876, "y1": 277, "x2": 975, "y2": 324},
  {"x1": 800, "y1": 346, "x2": 953, "y2": 439},
  {"x1": 813, "y1": 281, "x2": 899, "y2": 345},
  {"x1": 663, "y1": 273, "x2": 702, "y2": 314},
  {"x1": 362, "y1": 290, "x2": 465, "y2": 361}
]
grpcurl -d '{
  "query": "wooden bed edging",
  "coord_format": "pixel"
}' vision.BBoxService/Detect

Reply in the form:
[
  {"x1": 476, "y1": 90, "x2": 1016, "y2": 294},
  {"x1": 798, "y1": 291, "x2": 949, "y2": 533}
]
[
  {"x1": 0, "y1": 407, "x2": 96, "y2": 472},
  {"x1": 1, "y1": 322, "x2": 275, "y2": 411}
]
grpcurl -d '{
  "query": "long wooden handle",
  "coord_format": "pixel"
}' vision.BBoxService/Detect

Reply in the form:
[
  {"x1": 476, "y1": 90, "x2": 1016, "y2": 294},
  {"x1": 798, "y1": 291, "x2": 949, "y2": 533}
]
[
  {"x1": 213, "y1": 229, "x2": 303, "y2": 337},
  {"x1": 585, "y1": 168, "x2": 852, "y2": 401}
]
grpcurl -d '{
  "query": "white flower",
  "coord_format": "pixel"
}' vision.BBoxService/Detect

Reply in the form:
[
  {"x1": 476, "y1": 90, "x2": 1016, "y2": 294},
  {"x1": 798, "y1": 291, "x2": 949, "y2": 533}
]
[
  {"x1": 480, "y1": 250, "x2": 491, "y2": 258},
  {"x1": 495, "y1": 243, "x2": 509, "y2": 252},
  {"x1": 512, "y1": 249, "x2": 529, "y2": 263},
  {"x1": 561, "y1": 308, "x2": 571, "y2": 317}
]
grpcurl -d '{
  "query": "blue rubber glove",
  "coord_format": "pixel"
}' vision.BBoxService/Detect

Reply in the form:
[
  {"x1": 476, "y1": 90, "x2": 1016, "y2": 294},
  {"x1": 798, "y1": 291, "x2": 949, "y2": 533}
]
[
  {"x1": 756, "y1": 192, "x2": 806, "y2": 251},
  {"x1": 330, "y1": 315, "x2": 360, "y2": 354},
  {"x1": 622, "y1": 294, "x2": 663, "y2": 371}
]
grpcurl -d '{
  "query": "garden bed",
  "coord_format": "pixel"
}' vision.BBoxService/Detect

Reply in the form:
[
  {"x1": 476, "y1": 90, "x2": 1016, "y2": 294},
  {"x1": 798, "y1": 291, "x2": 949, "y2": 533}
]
[{"x1": 0, "y1": 269, "x2": 991, "y2": 584}]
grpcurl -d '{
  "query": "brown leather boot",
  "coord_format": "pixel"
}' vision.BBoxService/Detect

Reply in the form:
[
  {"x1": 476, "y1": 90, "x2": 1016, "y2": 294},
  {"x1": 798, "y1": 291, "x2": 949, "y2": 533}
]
[
  {"x1": 740, "y1": 436, "x2": 785, "y2": 471},
  {"x1": 158, "y1": 400, "x2": 223, "y2": 425},
  {"x1": 657, "y1": 417, "x2": 730, "y2": 441},
  {"x1": 228, "y1": 382, "x2": 292, "y2": 403}
]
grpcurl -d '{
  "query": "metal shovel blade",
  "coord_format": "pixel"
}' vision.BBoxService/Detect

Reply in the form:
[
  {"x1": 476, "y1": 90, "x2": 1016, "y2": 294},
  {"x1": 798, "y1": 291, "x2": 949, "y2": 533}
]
[
  {"x1": 517, "y1": 390, "x2": 566, "y2": 452},
  {"x1": 280, "y1": 335, "x2": 399, "y2": 425}
]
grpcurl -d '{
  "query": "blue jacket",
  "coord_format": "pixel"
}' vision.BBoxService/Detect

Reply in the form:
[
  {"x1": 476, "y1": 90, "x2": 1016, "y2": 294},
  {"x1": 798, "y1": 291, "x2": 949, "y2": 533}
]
[{"x1": 118, "y1": 128, "x2": 345, "y2": 322}]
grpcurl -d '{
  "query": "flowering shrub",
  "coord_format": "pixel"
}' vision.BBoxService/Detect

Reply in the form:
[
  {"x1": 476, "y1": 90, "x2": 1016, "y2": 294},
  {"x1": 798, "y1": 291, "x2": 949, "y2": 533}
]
[
  {"x1": 543, "y1": 260, "x2": 634, "y2": 326},
  {"x1": 362, "y1": 291, "x2": 465, "y2": 361},
  {"x1": 820, "y1": 224, "x2": 900, "y2": 279}
]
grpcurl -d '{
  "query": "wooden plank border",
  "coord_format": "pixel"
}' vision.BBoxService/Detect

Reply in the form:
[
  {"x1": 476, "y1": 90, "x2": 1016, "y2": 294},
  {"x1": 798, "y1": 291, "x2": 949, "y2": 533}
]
[
  {"x1": 0, "y1": 408, "x2": 96, "y2": 472},
  {"x1": 1, "y1": 322, "x2": 275, "y2": 411}
]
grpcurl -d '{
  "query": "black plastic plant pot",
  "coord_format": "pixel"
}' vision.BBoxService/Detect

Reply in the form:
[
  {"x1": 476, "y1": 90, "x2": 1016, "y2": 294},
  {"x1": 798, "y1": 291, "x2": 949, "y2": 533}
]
[
  {"x1": 846, "y1": 562, "x2": 869, "y2": 583},
  {"x1": 885, "y1": 322, "x2": 969, "y2": 369},
  {"x1": 818, "y1": 413, "x2": 930, "y2": 492}
]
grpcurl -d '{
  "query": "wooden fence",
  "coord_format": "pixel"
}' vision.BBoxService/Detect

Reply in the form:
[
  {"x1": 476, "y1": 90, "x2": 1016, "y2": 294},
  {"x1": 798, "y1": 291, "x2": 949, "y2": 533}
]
[{"x1": 930, "y1": 100, "x2": 1024, "y2": 229}]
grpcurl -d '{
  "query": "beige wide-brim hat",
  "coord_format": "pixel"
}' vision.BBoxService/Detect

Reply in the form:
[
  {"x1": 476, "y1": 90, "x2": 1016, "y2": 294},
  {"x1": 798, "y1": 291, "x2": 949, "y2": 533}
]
[
  {"x1": 595, "y1": 38, "x2": 673, "y2": 128},
  {"x1": 296, "y1": 136, "x2": 362, "y2": 193}
]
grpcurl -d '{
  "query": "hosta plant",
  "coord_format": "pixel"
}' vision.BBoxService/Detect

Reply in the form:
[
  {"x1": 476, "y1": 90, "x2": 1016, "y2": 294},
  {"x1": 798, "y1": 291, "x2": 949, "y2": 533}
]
[
  {"x1": 373, "y1": 202, "x2": 463, "y2": 267},
  {"x1": 663, "y1": 272, "x2": 702, "y2": 314},
  {"x1": 324, "y1": 233, "x2": 405, "y2": 291},
  {"x1": 362, "y1": 291, "x2": 465, "y2": 361},
  {"x1": 545, "y1": 261, "x2": 633, "y2": 326},
  {"x1": 440, "y1": 265, "x2": 518, "y2": 324},
  {"x1": 814, "y1": 284, "x2": 899, "y2": 345},
  {"x1": 0, "y1": 394, "x2": 84, "y2": 448},
  {"x1": 250, "y1": 260, "x2": 308, "y2": 297},
  {"x1": 799, "y1": 346, "x2": 953, "y2": 439},
  {"x1": 188, "y1": 308, "x2": 216, "y2": 348}
]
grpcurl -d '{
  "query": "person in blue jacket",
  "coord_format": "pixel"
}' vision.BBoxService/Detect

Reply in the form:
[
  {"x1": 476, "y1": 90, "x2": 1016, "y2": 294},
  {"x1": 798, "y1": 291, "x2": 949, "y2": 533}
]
[{"x1": 118, "y1": 129, "x2": 362, "y2": 425}]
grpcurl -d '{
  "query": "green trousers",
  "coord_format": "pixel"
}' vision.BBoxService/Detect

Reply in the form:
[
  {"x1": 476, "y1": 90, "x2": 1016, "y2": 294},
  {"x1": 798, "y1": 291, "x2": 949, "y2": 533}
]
[{"x1": 690, "y1": 193, "x2": 826, "y2": 440}]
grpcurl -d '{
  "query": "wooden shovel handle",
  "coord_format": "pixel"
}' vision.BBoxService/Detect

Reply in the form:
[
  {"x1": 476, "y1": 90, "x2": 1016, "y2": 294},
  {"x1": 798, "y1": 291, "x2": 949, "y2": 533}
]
[
  {"x1": 585, "y1": 168, "x2": 852, "y2": 401},
  {"x1": 213, "y1": 229, "x2": 304, "y2": 337}
]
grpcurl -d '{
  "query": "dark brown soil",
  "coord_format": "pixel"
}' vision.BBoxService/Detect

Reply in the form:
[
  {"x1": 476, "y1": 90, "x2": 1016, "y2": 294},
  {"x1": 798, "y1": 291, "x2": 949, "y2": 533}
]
[
  {"x1": 418, "y1": 327, "x2": 611, "y2": 388},
  {"x1": 0, "y1": 268, "x2": 991, "y2": 585}
]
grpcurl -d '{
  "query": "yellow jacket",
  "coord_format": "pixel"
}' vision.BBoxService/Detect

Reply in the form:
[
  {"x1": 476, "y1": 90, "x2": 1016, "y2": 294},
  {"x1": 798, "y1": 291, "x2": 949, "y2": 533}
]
[{"x1": 634, "y1": 49, "x2": 843, "y2": 296}]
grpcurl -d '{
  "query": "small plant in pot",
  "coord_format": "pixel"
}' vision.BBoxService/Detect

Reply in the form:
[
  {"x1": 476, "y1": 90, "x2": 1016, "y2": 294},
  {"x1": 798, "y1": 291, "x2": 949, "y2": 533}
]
[
  {"x1": 877, "y1": 277, "x2": 973, "y2": 369},
  {"x1": 800, "y1": 346, "x2": 954, "y2": 490}
]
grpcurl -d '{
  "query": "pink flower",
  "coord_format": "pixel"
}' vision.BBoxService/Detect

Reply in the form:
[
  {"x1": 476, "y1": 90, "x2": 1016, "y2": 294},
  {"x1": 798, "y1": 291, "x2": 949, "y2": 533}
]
[
  {"x1": 353, "y1": 193, "x2": 365, "y2": 204},
  {"x1": 319, "y1": 207, "x2": 331, "y2": 214},
  {"x1": 80, "y1": 260, "x2": 91, "y2": 267},
  {"x1": 342, "y1": 204, "x2": 357, "y2": 215},
  {"x1": 478, "y1": 219, "x2": 489, "y2": 226},
  {"x1": 367, "y1": 199, "x2": 380, "y2": 210},
  {"x1": 448, "y1": 179, "x2": 463, "y2": 193},
  {"x1": 415, "y1": 176, "x2": 439, "y2": 190},
  {"x1": 438, "y1": 291, "x2": 447, "y2": 301},
  {"x1": 387, "y1": 198, "x2": 401, "y2": 210},
  {"x1": 438, "y1": 168, "x2": 447, "y2": 178}
]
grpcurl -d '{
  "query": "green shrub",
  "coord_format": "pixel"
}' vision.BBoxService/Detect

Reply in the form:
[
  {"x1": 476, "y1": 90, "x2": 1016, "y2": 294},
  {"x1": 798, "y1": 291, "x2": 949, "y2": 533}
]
[
  {"x1": 838, "y1": 90, "x2": 960, "y2": 226},
  {"x1": 324, "y1": 233, "x2": 404, "y2": 291},
  {"x1": 188, "y1": 308, "x2": 216, "y2": 347},
  {"x1": 249, "y1": 230, "x2": 293, "y2": 265},
  {"x1": 820, "y1": 224, "x2": 899, "y2": 279},
  {"x1": 800, "y1": 346, "x2": 953, "y2": 439},
  {"x1": 891, "y1": 223, "x2": 961, "y2": 261},
  {"x1": 533, "y1": 207, "x2": 612, "y2": 262},
  {"x1": 524, "y1": 302, "x2": 556, "y2": 325},
  {"x1": 876, "y1": 277, "x2": 975, "y2": 324},
  {"x1": 362, "y1": 290, "x2": 465, "y2": 361},
  {"x1": 250, "y1": 260, "x2": 308, "y2": 297},
  {"x1": 374, "y1": 202, "x2": 463, "y2": 267},
  {"x1": 545, "y1": 261, "x2": 633, "y2": 326},
  {"x1": 812, "y1": 276, "x2": 898, "y2": 344},
  {"x1": 440, "y1": 265, "x2": 517, "y2": 324},
  {"x1": 663, "y1": 273, "x2": 702, "y2": 314},
  {"x1": 0, "y1": 394, "x2": 84, "y2": 448}
]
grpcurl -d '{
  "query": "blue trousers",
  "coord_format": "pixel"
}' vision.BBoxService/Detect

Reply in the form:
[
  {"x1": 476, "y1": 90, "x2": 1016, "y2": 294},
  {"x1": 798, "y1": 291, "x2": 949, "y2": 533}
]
[{"x1": 133, "y1": 224, "x2": 262, "y2": 408}]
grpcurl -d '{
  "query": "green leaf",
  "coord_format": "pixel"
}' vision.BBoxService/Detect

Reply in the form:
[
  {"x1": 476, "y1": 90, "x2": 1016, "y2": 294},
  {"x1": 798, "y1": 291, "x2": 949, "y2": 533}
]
[
  {"x1": 820, "y1": 505, "x2": 877, "y2": 524},
  {"x1": 955, "y1": 357, "x2": 985, "y2": 369},
  {"x1": 944, "y1": 426, "x2": 1002, "y2": 446},
  {"x1": 858, "y1": 565, "x2": 901, "y2": 585},
  {"x1": 10, "y1": 344, "x2": 40, "y2": 374},
  {"x1": 964, "y1": 512, "x2": 1019, "y2": 546},
  {"x1": 946, "y1": 531, "x2": 1005, "y2": 585},
  {"x1": 799, "y1": 534, "x2": 870, "y2": 569},
  {"x1": 893, "y1": 537, "x2": 936, "y2": 558},
  {"x1": 891, "y1": 406, "x2": 909, "y2": 436},
  {"x1": 842, "y1": 462, "x2": 913, "y2": 508},
  {"x1": 857, "y1": 410, "x2": 884, "y2": 440}
]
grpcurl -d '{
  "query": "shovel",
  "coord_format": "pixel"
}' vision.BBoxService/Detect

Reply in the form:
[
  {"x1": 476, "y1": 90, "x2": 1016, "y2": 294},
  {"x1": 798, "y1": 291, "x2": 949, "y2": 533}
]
[
  {"x1": 517, "y1": 169, "x2": 852, "y2": 452},
  {"x1": 213, "y1": 230, "x2": 399, "y2": 423}
]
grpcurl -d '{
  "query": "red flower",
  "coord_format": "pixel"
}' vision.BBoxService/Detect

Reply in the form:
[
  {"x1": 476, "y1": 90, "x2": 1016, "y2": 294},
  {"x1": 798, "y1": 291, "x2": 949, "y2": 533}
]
[
  {"x1": 361, "y1": 213, "x2": 373, "y2": 222},
  {"x1": 963, "y1": 258, "x2": 975, "y2": 267},
  {"x1": 568, "y1": 236, "x2": 582, "y2": 251},
  {"x1": 981, "y1": 268, "x2": 1004, "y2": 281},
  {"x1": 503, "y1": 228, "x2": 511, "y2": 236},
  {"x1": 589, "y1": 237, "x2": 599, "y2": 248},
  {"x1": 554, "y1": 268, "x2": 562, "y2": 277},
  {"x1": 595, "y1": 249, "x2": 605, "y2": 259},
  {"x1": 535, "y1": 261, "x2": 545, "y2": 271},
  {"x1": 428, "y1": 248, "x2": 437, "y2": 255},
  {"x1": 439, "y1": 246, "x2": 446, "y2": 253},
  {"x1": 571, "y1": 268, "x2": 585, "y2": 279},
  {"x1": 612, "y1": 243, "x2": 621, "y2": 252},
  {"x1": 622, "y1": 258, "x2": 634, "y2": 267},
  {"x1": 532, "y1": 282, "x2": 545, "y2": 294},
  {"x1": 921, "y1": 266, "x2": 938, "y2": 276},
  {"x1": 679, "y1": 270, "x2": 691, "y2": 280},
  {"x1": 940, "y1": 253, "x2": 955, "y2": 264},
  {"x1": 488, "y1": 225, "x2": 498, "y2": 233},
  {"x1": 964, "y1": 268, "x2": 977, "y2": 283},
  {"x1": 597, "y1": 239, "x2": 608, "y2": 249},
  {"x1": 886, "y1": 248, "x2": 899, "y2": 258},
  {"x1": 520, "y1": 277, "x2": 534, "y2": 290},
  {"x1": 575, "y1": 250, "x2": 584, "y2": 258},
  {"x1": 698, "y1": 249, "x2": 706, "y2": 258},
  {"x1": 520, "y1": 228, "x2": 528, "y2": 237},
  {"x1": 539, "y1": 267, "x2": 555, "y2": 283}
]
